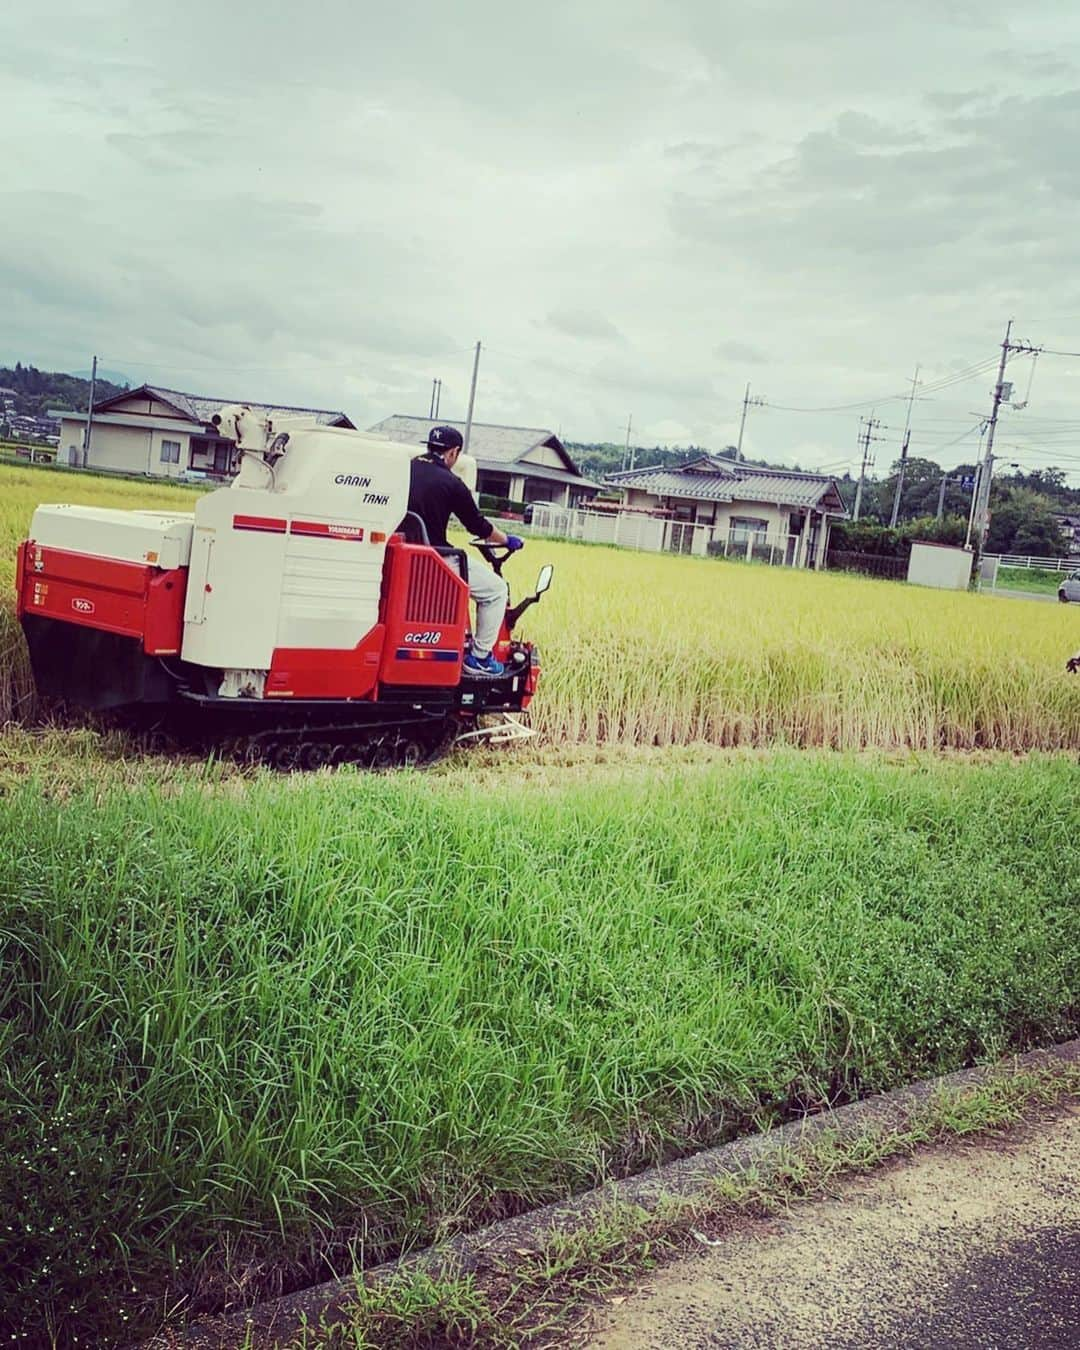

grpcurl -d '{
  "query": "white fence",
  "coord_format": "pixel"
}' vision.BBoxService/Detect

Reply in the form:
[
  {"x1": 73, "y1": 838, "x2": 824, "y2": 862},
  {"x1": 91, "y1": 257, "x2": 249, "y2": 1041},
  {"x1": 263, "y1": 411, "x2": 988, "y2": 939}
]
[
  {"x1": 528, "y1": 504, "x2": 800, "y2": 565},
  {"x1": 982, "y1": 553, "x2": 1077, "y2": 573}
]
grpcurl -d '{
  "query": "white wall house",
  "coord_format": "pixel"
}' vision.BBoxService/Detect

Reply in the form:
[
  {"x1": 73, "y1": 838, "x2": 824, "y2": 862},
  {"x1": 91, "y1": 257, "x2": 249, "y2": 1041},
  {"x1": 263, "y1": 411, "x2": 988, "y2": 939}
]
[
  {"x1": 369, "y1": 414, "x2": 598, "y2": 510},
  {"x1": 56, "y1": 384, "x2": 354, "y2": 480},
  {"x1": 604, "y1": 455, "x2": 848, "y2": 567}
]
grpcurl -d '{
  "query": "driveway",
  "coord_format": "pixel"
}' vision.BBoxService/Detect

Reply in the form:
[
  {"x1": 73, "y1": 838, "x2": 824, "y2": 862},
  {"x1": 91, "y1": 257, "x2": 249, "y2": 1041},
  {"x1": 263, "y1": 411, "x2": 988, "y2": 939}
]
[{"x1": 585, "y1": 1104, "x2": 1080, "y2": 1349}]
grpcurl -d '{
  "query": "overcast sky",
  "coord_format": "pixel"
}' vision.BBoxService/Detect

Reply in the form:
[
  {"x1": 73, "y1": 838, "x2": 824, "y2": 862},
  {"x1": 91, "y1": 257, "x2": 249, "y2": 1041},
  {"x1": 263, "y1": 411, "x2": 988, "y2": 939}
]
[{"x1": 6, "y1": 1, "x2": 1080, "y2": 480}]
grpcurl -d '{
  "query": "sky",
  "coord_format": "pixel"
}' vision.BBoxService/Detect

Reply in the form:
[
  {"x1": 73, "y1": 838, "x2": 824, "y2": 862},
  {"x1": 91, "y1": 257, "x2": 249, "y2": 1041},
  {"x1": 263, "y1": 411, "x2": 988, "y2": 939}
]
[{"x1": 5, "y1": 0, "x2": 1080, "y2": 482}]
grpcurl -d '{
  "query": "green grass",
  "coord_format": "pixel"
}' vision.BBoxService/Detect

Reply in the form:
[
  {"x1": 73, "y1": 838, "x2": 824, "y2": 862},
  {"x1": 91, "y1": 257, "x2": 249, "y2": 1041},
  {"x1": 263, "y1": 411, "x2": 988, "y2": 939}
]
[
  {"x1": 997, "y1": 565, "x2": 1068, "y2": 595},
  {"x1": 2, "y1": 752, "x2": 1078, "y2": 1344}
]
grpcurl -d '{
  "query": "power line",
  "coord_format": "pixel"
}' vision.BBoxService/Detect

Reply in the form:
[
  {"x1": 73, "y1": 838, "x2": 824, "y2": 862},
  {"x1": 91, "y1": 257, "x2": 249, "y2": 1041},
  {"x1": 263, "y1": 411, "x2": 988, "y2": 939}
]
[
  {"x1": 922, "y1": 420, "x2": 986, "y2": 457},
  {"x1": 763, "y1": 358, "x2": 1000, "y2": 416},
  {"x1": 916, "y1": 357, "x2": 1001, "y2": 394}
]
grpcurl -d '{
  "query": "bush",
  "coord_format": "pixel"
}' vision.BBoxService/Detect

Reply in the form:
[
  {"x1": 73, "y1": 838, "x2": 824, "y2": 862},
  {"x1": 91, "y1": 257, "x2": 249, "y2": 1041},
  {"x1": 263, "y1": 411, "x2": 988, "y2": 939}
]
[
  {"x1": 478, "y1": 493, "x2": 526, "y2": 516},
  {"x1": 830, "y1": 515, "x2": 968, "y2": 559}
]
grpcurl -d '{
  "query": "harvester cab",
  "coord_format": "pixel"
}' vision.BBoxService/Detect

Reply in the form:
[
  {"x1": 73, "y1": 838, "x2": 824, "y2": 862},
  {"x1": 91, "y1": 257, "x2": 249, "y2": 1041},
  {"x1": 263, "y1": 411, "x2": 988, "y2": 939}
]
[{"x1": 15, "y1": 412, "x2": 552, "y2": 769}]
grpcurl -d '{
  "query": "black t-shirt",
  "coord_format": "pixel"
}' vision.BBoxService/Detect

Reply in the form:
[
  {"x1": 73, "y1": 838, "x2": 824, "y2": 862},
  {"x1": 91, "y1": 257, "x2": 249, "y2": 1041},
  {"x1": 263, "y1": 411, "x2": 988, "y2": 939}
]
[{"x1": 406, "y1": 455, "x2": 493, "y2": 549}]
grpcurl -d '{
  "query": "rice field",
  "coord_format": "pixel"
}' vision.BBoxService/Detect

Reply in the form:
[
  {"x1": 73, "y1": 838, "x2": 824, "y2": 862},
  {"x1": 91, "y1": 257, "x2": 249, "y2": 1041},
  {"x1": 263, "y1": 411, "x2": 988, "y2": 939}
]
[{"x1": 3, "y1": 463, "x2": 1080, "y2": 746}]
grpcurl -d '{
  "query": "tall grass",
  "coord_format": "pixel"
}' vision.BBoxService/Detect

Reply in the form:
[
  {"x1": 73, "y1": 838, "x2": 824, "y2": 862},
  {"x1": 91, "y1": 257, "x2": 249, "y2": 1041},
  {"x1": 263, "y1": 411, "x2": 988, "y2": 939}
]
[
  {"x1": 2, "y1": 753, "x2": 1078, "y2": 1343},
  {"x1": 3, "y1": 462, "x2": 1080, "y2": 747}
]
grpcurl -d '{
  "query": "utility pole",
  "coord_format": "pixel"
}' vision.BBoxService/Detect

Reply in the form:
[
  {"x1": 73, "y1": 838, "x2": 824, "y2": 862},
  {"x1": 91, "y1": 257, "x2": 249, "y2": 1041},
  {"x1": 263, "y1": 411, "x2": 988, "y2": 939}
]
[
  {"x1": 434, "y1": 379, "x2": 442, "y2": 418},
  {"x1": 853, "y1": 412, "x2": 883, "y2": 521},
  {"x1": 935, "y1": 472, "x2": 956, "y2": 521},
  {"x1": 970, "y1": 321, "x2": 1041, "y2": 550},
  {"x1": 463, "y1": 342, "x2": 480, "y2": 453},
  {"x1": 889, "y1": 364, "x2": 920, "y2": 528},
  {"x1": 429, "y1": 378, "x2": 438, "y2": 418},
  {"x1": 622, "y1": 413, "x2": 633, "y2": 471},
  {"x1": 965, "y1": 425, "x2": 987, "y2": 550},
  {"x1": 735, "y1": 382, "x2": 764, "y2": 461},
  {"x1": 83, "y1": 354, "x2": 98, "y2": 463},
  {"x1": 971, "y1": 320, "x2": 1011, "y2": 551}
]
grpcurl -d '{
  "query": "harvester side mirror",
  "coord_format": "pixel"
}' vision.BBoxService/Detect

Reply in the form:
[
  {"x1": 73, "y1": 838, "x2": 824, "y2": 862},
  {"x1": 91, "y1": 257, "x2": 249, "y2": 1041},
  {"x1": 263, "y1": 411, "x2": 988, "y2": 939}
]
[{"x1": 535, "y1": 564, "x2": 553, "y2": 596}]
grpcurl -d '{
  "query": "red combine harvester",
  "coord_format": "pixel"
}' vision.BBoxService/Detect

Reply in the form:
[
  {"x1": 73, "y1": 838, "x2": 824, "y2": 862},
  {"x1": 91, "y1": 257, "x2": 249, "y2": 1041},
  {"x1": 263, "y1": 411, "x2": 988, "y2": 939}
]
[{"x1": 15, "y1": 407, "x2": 552, "y2": 768}]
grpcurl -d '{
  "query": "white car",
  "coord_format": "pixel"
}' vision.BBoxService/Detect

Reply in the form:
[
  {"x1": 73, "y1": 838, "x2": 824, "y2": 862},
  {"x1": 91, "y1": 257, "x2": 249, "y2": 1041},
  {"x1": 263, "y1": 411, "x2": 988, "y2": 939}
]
[{"x1": 1058, "y1": 572, "x2": 1080, "y2": 602}]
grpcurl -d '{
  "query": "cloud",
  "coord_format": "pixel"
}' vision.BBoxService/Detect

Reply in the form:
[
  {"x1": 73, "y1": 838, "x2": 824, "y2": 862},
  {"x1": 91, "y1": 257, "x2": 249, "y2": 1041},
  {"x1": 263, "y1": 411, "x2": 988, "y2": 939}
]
[
  {"x1": 714, "y1": 339, "x2": 768, "y2": 365},
  {"x1": 6, "y1": 0, "x2": 1080, "y2": 482},
  {"x1": 542, "y1": 309, "x2": 624, "y2": 342}
]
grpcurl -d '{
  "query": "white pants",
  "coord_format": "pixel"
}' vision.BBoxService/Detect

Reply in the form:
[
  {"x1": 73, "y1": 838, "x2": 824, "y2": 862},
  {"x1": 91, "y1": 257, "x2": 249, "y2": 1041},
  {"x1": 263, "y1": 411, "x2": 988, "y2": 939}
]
[{"x1": 458, "y1": 556, "x2": 508, "y2": 656}]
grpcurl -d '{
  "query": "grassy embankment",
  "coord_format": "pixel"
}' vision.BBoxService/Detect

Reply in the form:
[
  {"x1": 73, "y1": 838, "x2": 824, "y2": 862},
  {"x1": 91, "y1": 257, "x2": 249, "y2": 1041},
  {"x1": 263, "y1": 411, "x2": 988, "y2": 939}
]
[
  {"x1": 2, "y1": 752, "x2": 1079, "y2": 1344},
  {"x1": 997, "y1": 563, "x2": 1070, "y2": 595},
  {"x1": 3, "y1": 462, "x2": 1080, "y2": 747}
]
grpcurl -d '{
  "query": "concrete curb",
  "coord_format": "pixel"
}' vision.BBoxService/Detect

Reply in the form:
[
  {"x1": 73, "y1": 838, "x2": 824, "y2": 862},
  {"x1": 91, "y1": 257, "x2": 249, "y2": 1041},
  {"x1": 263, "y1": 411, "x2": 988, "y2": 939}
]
[{"x1": 171, "y1": 1039, "x2": 1080, "y2": 1347}]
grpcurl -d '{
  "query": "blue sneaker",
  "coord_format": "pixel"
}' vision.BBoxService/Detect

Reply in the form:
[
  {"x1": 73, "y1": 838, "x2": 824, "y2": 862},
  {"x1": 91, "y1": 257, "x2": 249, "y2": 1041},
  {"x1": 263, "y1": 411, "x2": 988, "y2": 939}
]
[{"x1": 464, "y1": 650, "x2": 505, "y2": 677}]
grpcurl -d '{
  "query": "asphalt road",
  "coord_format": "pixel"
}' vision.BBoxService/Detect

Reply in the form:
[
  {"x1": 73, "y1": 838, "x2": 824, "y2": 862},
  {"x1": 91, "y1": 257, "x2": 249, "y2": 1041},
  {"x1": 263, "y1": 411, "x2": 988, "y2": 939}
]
[
  {"x1": 985, "y1": 587, "x2": 1059, "y2": 603},
  {"x1": 585, "y1": 1104, "x2": 1080, "y2": 1350}
]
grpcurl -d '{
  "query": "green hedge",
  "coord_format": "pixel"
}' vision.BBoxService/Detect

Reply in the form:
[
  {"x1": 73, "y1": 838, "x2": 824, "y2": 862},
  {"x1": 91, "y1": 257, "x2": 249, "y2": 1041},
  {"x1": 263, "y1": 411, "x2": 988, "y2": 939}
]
[
  {"x1": 830, "y1": 515, "x2": 968, "y2": 558},
  {"x1": 479, "y1": 493, "x2": 527, "y2": 515}
]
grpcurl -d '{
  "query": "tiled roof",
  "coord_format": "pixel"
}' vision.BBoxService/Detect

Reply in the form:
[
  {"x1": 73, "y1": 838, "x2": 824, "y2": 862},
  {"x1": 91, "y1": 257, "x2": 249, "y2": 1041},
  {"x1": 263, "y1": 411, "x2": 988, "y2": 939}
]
[
  {"x1": 607, "y1": 456, "x2": 847, "y2": 512},
  {"x1": 491, "y1": 460, "x2": 600, "y2": 488},
  {"x1": 95, "y1": 384, "x2": 354, "y2": 428},
  {"x1": 369, "y1": 414, "x2": 587, "y2": 479},
  {"x1": 608, "y1": 469, "x2": 737, "y2": 501}
]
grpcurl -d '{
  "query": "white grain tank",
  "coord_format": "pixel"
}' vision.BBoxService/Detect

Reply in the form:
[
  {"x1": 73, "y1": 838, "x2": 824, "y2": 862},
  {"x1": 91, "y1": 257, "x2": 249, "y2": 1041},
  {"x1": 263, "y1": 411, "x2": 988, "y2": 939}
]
[{"x1": 180, "y1": 425, "x2": 410, "y2": 674}]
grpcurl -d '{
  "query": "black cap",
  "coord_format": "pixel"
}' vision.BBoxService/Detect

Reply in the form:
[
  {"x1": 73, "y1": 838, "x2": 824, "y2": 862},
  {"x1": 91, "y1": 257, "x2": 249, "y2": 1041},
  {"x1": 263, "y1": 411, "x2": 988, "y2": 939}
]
[{"x1": 426, "y1": 425, "x2": 464, "y2": 455}]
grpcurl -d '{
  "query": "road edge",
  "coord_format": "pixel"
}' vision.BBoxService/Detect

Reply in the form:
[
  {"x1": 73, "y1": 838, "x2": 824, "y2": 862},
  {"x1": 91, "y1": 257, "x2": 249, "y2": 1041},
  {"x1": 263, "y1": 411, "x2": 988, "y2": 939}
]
[{"x1": 169, "y1": 1039, "x2": 1080, "y2": 1347}]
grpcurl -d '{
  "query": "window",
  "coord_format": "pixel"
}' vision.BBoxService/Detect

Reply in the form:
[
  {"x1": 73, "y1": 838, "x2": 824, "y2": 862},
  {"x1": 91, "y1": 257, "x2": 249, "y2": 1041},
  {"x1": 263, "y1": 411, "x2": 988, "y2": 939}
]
[
  {"x1": 160, "y1": 439, "x2": 181, "y2": 464},
  {"x1": 728, "y1": 515, "x2": 769, "y2": 546}
]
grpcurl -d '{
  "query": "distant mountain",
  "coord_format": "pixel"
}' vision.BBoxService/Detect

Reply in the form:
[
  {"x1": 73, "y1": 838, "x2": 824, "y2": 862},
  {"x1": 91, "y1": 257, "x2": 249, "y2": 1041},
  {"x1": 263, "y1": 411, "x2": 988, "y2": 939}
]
[
  {"x1": 72, "y1": 366, "x2": 133, "y2": 387},
  {"x1": 567, "y1": 440, "x2": 764, "y2": 481},
  {"x1": 0, "y1": 362, "x2": 129, "y2": 419}
]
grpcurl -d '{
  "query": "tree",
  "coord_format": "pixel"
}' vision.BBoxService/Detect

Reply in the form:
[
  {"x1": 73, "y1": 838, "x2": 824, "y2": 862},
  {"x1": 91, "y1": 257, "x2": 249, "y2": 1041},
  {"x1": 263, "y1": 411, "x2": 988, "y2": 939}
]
[{"x1": 985, "y1": 486, "x2": 1067, "y2": 557}]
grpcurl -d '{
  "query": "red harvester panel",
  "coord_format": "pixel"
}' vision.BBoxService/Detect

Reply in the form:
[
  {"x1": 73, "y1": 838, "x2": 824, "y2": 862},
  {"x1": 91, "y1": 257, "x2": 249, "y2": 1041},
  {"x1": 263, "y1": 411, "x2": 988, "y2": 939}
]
[
  {"x1": 17, "y1": 542, "x2": 186, "y2": 655},
  {"x1": 266, "y1": 626, "x2": 385, "y2": 700},
  {"x1": 379, "y1": 539, "x2": 469, "y2": 686}
]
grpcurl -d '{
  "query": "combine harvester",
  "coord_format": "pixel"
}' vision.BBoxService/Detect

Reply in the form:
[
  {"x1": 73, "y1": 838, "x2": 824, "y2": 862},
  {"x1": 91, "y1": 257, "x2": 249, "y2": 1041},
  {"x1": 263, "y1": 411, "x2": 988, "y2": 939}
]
[{"x1": 15, "y1": 406, "x2": 553, "y2": 768}]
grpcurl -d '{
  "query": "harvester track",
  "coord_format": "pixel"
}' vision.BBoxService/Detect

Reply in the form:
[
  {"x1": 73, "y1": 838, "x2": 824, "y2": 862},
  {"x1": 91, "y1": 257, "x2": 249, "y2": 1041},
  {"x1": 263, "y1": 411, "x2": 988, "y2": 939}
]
[{"x1": 237, "y1": 716, "x2": 458, "y2": 772}]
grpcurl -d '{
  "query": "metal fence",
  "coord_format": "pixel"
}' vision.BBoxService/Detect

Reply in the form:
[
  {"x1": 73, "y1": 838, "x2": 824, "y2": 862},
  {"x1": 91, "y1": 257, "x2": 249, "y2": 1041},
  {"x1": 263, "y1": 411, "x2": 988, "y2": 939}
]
[
  {"x1": 826, "y1": 550, "x2": 908, "y2": 581},
  {"x1": 528, "y1": 505, "x2": 802, "y2": 565},
  {"x1": 981, "y1": 553, "x2": 1077, "y2": 573},
  {"x1": 709, "y1": 532, "x2": 801, "y2": 566}
]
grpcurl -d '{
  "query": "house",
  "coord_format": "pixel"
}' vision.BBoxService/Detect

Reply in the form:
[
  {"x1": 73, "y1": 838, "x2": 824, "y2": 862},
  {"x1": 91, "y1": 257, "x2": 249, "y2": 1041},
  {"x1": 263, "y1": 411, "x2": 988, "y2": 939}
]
[
  {"x1": 55, "y1": 384, "x2": 354, "y2": 479},
  {"x1": 604, "y1": 454, "x2": 847, "y2": 567},
  {"x1": 367, "y1": 414, "x2": 598, "y2": 510},
  {"x1": 1053, "y1": 513, "x2": 1080, "y2": 560}
]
